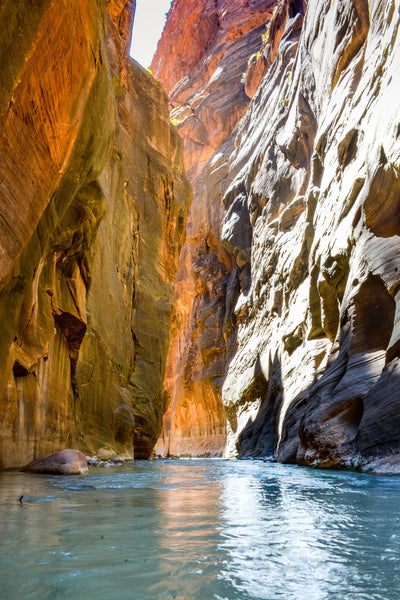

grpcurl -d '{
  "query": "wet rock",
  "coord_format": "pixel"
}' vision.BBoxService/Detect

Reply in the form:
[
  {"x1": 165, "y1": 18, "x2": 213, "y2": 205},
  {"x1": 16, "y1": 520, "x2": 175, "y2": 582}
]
[{"x1": 87, "y1": 454, "x2": 125, "y2": 468}]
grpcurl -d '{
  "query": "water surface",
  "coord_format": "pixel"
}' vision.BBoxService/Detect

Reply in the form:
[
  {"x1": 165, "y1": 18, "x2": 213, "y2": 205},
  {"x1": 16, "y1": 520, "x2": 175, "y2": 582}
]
[{"x1": 0, "y1": 459, "x2": 399, "y2": 599}]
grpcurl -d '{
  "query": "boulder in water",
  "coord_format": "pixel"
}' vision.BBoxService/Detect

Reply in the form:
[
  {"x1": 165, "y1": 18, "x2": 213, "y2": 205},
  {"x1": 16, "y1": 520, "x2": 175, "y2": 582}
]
[{"x1": 21, "y1": 449, "x2": 88, "y2": 475}]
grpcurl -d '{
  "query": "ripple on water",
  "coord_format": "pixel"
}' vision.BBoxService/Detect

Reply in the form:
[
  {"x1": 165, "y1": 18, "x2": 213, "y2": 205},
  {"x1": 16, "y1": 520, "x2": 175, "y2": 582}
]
[{"x1": 0, "y1": 460, "x2": 400, "y2": 600}]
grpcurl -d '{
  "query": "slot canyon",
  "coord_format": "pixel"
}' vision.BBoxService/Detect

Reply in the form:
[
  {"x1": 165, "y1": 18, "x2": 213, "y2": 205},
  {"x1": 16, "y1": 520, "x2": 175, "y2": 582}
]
[{"x1": 0, "y1": 0, "x2": 400, "y2": 475}]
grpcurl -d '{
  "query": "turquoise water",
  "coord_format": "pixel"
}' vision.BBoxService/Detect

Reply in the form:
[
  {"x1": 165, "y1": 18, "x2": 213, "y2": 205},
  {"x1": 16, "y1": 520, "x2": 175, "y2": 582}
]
[{"x1": 0, "y1": 459, "x2": 399, "y2": 600}]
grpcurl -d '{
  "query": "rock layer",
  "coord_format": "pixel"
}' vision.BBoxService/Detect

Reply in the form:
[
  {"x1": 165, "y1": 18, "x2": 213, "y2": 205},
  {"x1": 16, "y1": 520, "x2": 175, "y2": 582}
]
[
  {"x1": 152, "y1": 0, "x2": 278, "y2": 457},
  {"x1": 221, "y1": 0, "x2": 400, "y2": 470},
  {"x1": 155, "y1": 0, "x2": 400, "y2": 469},
  {"x1": 0, "y1": 0, "x2": 191, "y2": 468}
]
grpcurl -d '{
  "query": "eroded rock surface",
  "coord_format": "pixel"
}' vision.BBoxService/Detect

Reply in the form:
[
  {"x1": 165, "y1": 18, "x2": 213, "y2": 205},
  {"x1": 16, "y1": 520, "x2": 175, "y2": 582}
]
[
  {"x1": 155, "y1": 0, "x2": 400, "y2": 470},
  {"x1": 0, "y1": 0, "x2": 191, "y2": 468},
  {"x1": 153, "y1": 0, "x2": 278, "y2": 457}
]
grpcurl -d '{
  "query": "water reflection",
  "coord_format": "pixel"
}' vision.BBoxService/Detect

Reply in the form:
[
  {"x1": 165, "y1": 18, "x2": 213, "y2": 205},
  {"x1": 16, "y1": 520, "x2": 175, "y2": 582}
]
[
  {"x1": 0, "y1": 461, "x2": 399, "y2": 600},
  {"x1": 153, "y1": 463, "x2": 230, "y2": 599},
  {"x1": 218, "y1": 463, "x2": 400, "y2": 599}
]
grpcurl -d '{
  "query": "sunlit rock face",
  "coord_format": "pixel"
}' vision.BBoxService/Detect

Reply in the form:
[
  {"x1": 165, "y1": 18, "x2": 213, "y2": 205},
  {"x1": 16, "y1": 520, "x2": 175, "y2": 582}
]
[
  {"x1": 222, "y1": 0, "x2": 400, "y2": 469},
  {"x1": 155, "y1": 0, "x2": 400, "y2": 469},
  {"x1": 0, "y1": 0, "x2": 191, "y2": 468},
  {"x1": 152, "y1": 0, "x2": 278, "y2": 457}
]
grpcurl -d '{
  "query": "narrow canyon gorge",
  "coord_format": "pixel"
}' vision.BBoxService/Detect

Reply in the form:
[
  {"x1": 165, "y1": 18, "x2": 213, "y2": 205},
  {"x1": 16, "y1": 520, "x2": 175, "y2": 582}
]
[{"x1": 0, "y1": 0, "x2": 399, "y2": 473}]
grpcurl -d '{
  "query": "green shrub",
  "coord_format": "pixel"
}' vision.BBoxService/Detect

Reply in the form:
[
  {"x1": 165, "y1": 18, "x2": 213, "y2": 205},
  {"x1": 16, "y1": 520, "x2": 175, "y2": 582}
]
[
  {"x1": 247, "y1": 51, "x2": 261, "y2": 66},
  {"x1": 261, "y1": 29, "x2": 269, "y2": 42},
  {"x1": 112, "y1": 76, "x2": 126, "y2": 98}
]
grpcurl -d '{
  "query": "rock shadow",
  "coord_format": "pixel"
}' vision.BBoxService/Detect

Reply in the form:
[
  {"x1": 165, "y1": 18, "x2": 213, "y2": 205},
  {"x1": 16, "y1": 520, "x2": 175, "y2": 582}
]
[
  {"x1": 277, "y1": 274, "x2": 399, "y2": 468},
  {"x1": 236, "y1": 353, "x2": 283, "y2": 458}
]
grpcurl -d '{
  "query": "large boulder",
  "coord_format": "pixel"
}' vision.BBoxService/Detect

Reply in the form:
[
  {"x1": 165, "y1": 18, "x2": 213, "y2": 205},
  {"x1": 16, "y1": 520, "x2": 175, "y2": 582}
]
[{"x1": 21, "y1": 449, "x2": 88, "y2": 475}]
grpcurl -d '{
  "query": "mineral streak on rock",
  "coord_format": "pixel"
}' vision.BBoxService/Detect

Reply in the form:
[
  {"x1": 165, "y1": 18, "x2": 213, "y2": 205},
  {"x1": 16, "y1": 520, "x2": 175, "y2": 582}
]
[
  {"x1": 0, "y1": 0, "x2": 191, "y2": 468},
  {"x1": 155, "y1": 0, "x2": 400, "y2": 469},
  {"x1": 153, "y1": 0, "x2": 278, "y2": 457}
]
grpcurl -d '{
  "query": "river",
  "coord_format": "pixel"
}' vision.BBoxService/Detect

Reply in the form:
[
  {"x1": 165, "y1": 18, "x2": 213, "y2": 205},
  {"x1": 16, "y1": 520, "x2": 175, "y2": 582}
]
[{"x1": 0, "y1": 459, "x2": 399, "y2": 599}]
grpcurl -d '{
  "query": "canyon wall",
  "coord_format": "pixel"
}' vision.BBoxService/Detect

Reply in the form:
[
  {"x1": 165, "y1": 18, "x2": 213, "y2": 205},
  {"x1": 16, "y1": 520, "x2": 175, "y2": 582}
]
[
  {"x1": 154, "y1": 0, "x2": 400, "y2": 470},
  {"x1": 0, "y1": 0, "x2": 191, "y2": 468},
  {"x1": 153, "y1": 0, "x2": 278, "y2": 457}
]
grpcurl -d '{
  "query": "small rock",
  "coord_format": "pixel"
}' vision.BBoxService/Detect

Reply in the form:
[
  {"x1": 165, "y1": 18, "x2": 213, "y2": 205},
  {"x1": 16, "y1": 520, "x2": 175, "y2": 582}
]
[{"x1": 97, "y1": 448, "x2": 116, "y2": 461}]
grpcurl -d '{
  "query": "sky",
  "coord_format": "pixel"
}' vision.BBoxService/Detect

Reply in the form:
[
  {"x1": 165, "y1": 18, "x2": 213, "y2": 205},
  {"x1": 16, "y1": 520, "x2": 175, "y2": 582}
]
[{"x1": 130, "y1": 0, "x2": 172, "y2": 68}]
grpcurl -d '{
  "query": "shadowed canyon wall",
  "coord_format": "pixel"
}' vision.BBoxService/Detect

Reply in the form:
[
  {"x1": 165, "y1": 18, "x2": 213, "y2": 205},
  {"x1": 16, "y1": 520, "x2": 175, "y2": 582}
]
[
  {"x1": 0, "y1": 0, "x2": 191, "y2": 468},
  {"x1": 154, "y1": 0, "x2": 400, "y2": 470}
]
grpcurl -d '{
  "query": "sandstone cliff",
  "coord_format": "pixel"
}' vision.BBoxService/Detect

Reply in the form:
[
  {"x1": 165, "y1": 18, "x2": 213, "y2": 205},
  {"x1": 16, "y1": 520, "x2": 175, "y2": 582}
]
[
  {"x1": 154, "y1": 0, "x2": 400, "y2": 471},
  {"x1": 153, "y1": 0, "x2": 278, "y2": 457},
  {"x1": 0, "y1": 0, "x2": 191, "y2": 468}
]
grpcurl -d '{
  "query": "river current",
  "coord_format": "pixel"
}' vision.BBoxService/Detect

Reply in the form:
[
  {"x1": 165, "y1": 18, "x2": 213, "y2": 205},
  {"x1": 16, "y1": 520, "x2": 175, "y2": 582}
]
[{"x1": 0, "y1": 459, "x2": 399, "y2": 600}]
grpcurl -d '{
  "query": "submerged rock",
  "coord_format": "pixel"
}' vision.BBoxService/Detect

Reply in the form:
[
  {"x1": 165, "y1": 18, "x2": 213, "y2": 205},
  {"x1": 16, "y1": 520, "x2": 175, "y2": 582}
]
[
  {"x1": 87, "y1": 455, "x2": 126, "y2": 468},
  {"x1": 21, "y1": 449, "x2": 88, "y2": 475}
]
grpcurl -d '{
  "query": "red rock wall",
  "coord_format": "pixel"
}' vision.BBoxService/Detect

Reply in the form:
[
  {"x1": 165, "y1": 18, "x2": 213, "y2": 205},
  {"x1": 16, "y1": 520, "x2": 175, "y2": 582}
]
[
  {"x1": 153, "y1": 0, "x2": 278, "y2": 457},
  {"x1": 0, "y1": 0, "x2": 191, "y2": 468},
  {"x1": 0, "y1": 1, "x2": 102, "y2": 291}
]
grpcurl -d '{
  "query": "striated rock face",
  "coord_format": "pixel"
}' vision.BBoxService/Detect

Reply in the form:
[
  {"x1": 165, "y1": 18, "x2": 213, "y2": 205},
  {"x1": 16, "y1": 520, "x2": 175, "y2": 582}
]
[
  {"x1": 152, "y1": 0, "x2": 278, "y2": 457},
  {"x1": 155, "y1": 0, "x2": 400, "y2": 470},
  {"x1": 0, "y1": 0, "x2": 191, "y2": 468},
  {"x1": 220, "y1": 0, "x2": 400, "y2": 470}
]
